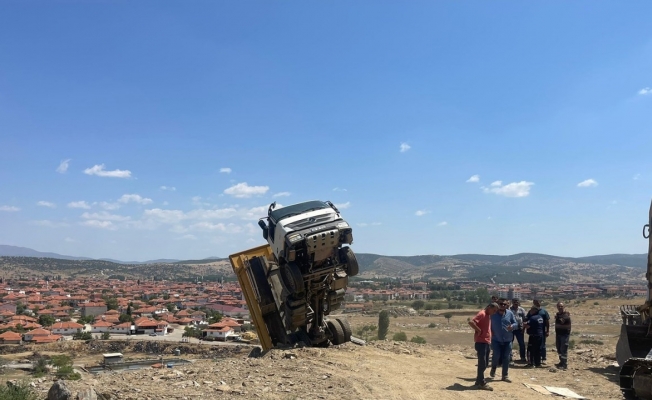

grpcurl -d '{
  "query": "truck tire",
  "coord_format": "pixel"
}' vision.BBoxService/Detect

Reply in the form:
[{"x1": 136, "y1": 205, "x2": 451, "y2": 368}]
[
  {"x1": 340, "y1": 247, "x2": 359, "y2": 277},
  {"x1": 327, "y1": 320, "x2": 346, "y2": 345},
  {"x1": 249, "y1": 256, "x2": 275, "y2": 314},
  {"x1": 335, "y1": 317, "x2": 352, "y2": 343},
  {"x1": 280, "y1": 262, "x2": 304, "y2": 297}
]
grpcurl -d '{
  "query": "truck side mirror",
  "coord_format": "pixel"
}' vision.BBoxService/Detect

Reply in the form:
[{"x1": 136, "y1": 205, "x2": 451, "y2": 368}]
[{"x1": 258, "y1": 220, "x2": 269, "y2": 240}]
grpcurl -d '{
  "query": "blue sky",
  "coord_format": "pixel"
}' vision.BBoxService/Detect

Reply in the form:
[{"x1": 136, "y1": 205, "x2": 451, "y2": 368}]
[{"x1": 1, "y1": 2, "x2": 652, "y2": 261}]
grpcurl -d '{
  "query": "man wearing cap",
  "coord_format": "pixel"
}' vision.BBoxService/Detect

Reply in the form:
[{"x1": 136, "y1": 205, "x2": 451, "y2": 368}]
[
  {"x1": 524, "y1": 305, "x2": 545, "y2": 368},
  {"x1": 555, "y1": 302, "x2": 571, "y2": 370},
  {"x1": 468, "y1": 303, "x2": 499, "y2": 391},
  {"x1": 531, "y1": 299, "x2": 550, "y2": 364},
  {"x1": 490, "y1": 298, "x2": 518, "y2": 382}
]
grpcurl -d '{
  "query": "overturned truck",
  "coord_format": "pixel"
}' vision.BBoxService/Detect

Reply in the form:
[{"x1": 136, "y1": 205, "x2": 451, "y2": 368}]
[{"x1": 229, "y1": 200, "x2": 358, "y2": 351}]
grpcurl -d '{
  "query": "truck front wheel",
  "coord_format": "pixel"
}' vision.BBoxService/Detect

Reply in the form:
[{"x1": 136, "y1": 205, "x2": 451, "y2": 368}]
[{"x1": 340, "y1": 247, "x2": 359, "y2": 277}]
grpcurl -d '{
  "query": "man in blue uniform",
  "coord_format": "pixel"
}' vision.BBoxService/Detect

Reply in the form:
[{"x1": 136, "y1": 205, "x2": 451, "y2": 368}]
[
  {"x1": 524, "y1": 305, "x2": 544, "y2": 368},
  {"x1": 532, "y1": 299, "x2": 550, "y2": 364}
]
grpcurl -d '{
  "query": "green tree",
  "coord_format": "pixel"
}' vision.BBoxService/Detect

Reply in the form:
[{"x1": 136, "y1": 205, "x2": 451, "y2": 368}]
[
  {"x1": 32, "y1": 357, "x2": 48, "y2": 377},
  {"x1": 101, "y1": 332, "x2": 110, "y2": 340},
  {"x1": 119, "y1": 314, "x2": 132, "y2": 323},
  {"x1": 392, "y1": 331, "x2": 407, "y2": 341},
  {"x1": 378, "y1": 310, "x2": 390, "y2": 340},
  {"x1": 475, "y1": 288, "x2": 491, "y2": 305},
  {"x1": 183, "y1": 326, "x2": 201, "y2": 339},
  {"x1": 73, "y1": 330, "x2": 92, "y2": 340},
  {"x1": 38, "y1": 315, "x2": 55, "y2": 327},
  {"x1": 126, "y1": 305, "x2": 132, "y2": 315},
  {"x1": 50, "y1": 355, "x2": 71, "y2": 370},
  {"x1": 410, "y1": 335, "x2": 426, "y2": 344},
  {"x1": 103, "y1": 297, "x2": 119, "y2": 311},
  {"x1": 356, "y1": 324, "x2": 377, "y2": 341},
  {"x1": 166, "y1": 303, "x2": 175, "y2": 312},
  {"x1": 77, "y1": 315, "x2": 94, "y2": 325},
  {"x1": 207, "y1": 311, "x2": 223, "y2": 324},
  {"x1": 0, "y1": 381, "x2": 39, "y2": 400},
  {"x1": 443, "y1": 312, "x2": 453, "y2": 324},
  {"x1": 411, "y1": 300, "x2": 425, "y2": 310}
]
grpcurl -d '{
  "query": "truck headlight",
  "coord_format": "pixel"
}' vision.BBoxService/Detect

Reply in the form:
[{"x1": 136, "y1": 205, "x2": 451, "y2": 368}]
[
  {"x1": 288, "y1": 233, "x2": 302, "y2": 243},
  {"x1": 336, "y1": 222, "x2": 349, "y2": 228}
]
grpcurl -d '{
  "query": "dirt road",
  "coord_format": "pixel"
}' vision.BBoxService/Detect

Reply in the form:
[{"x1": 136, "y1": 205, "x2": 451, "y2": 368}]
[{"x1": 48, "y1": 340, "x2": 620, "y2": 400}]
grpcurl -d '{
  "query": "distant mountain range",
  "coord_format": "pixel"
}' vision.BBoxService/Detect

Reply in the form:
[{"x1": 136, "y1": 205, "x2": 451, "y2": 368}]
[
  {"x1": 0, "y1": 244, "x2": 647, "y2": 284},
  {"x1": 0, "y1": 245, "x2": 221, "y2": 265}
]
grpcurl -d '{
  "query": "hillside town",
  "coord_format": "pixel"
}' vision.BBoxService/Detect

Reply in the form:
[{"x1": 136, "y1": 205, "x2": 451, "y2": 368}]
[{"x1": 0, "y1": 274, "x2": 644, "y2": 347}]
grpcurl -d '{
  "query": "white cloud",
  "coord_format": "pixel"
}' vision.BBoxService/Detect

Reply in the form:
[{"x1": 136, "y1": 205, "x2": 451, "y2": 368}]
[
  {"x1": 333, "y1": 187, "x2": 347, "y2": 192},
  {"x1": 80, "y1": 220, "x2": 117, "y2": 230},
  {"x1": 81, "y1": 212, "x2": 131, "y2": 222},
  {"x1": 577, "y1": 179, "x2": 598, "y2": 188},
  {"x1": 37, "y1": 201, "x2": 56, "y2": 208},
  {"x1": 64, "y1": 237, "x2": 76, "y2": 242},
  {"x1": 466, "y1": 175, "x2": 480, "y2": 183},
  {"x1": 83, "y1": 164, "x2": 132, "y2": 178},
  {"x1": 29, "y1": 220, "x2": 69, "y2": 227},
  {"x1": 0, "y1": 205, "x2": 20, "y2": 212},
  {"x1": 220, "y1": 167, "x2": 232, "y2": 174},
  {"x1": 482, "y1": 181, "x2": 534, "y2": 198},
  {"x1": 56, "y1": 159, "x2": 71, "y2": 174},
  {"x1": 639, "y1": 87, "x2": 652, "y2": 96},
  {"x1": 99, "y1": 201, "x2": 120, "y2": 210},
  {"x1": 143, "y1": 208, "x2": 186, "y2": 224},
  {"x1": 634, "y1": 174, "x2": 641, "y2": 180},
  {"x1": 242, "y1": 206, "x2": 268, "y2": 221},
  {"x1": 224, "y1": 182, "x2": 269, "y2": 198},
  {"x1": 68, "y1": 201, "x2": 91, "y2": 209},
  {"x1": 400, "y1": 142, "x2": 411, "y2": 153},
  {"x1": 177, "y1": 234, "x2": 196, "y2": 240},
  {"x1": 118, "y1": 194, "x2": 153, "y2": 205},
  {"x1": 357, "y1": 222, "x2": 382, "y2": 227},
  {"x1": 160, "y1": 186, "x2": 176, "y2": 191},
  {"x1": 437, "y1": 221, "x2": 448, "y2": 226},
  {"x1": 335, "y1": 202, "x2": 351, "y2": 209},
  {"x1": 273, "y1": 192, "x2": 291, "y2": 198},
  {"x1": 415, "y1": 210, "x2": 430, "y2": 216},
  {"x1": 186, "y1": 208, "x2": 239, "y2": 220},
  {"x1": 189, "y1": 222, "x2": 228, "y2": 231}
]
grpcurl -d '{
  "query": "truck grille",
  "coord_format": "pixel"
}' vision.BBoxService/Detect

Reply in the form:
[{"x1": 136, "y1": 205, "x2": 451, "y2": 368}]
[{"x1": 285, "y1": 214, "x2": 333, "y2": 230}]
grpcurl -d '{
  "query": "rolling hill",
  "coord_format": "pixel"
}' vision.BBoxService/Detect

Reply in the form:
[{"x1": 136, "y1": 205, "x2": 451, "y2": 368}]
[{"x1": 0, "y1": 245, "x2": 646, "y2": 284}]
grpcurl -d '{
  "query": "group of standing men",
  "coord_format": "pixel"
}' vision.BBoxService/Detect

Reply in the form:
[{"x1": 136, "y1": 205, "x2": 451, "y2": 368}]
[{"x1": 467, "y1": 297, "x2": 572, "y2": 391}]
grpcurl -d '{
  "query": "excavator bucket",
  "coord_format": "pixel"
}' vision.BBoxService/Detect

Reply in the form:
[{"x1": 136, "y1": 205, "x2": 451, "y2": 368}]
[
  {"x1": 617, "y1": 199, "x2": 652, "y2": 399},
  {"x1": 618, "y1": 323, "x2": 652, "y2": 366}
]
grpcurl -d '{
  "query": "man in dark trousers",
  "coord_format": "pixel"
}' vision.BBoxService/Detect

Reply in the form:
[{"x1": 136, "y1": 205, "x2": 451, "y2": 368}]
[
  {"x1": 524, "y1": 305, "x2": 544, "y2": 368},
  {"x1": 510, "y1": 298, "x2": 527, "y2": 363},
  {"x1": 490, "y1": 299, "x2": 518, "y2": 382},
  {"x1": 468, "y1": 303, "x2": 499, "y2": 391},
  {"x1": 555, "y1": 302, "x2": 571, "y2": 370},
  {"x1": 532, "y1": 299, "x2": 550, "y2": 364}
]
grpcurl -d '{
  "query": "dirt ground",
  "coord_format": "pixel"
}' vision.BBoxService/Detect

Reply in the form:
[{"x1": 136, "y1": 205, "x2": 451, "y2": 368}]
[{"x1": 6, "y1": 298, "x2": 632, "y2": 399}]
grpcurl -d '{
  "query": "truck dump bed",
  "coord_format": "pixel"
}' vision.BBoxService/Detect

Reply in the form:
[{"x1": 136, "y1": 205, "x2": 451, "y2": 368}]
[{"x1": 229, "y1": 244, "x2": 275, "y2": 351}]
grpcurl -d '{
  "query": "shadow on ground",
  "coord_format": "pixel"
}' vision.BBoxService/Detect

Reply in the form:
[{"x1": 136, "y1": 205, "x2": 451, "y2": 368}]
[
  {"x1": 587, "y1": 365, "x2": 620, "y2": 384},
  {"x1": 446, "y1": 383, "x2": 476, "y2": 391}
]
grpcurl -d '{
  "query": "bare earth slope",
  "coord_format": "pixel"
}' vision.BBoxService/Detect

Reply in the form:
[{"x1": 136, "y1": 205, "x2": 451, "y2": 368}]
[{"x1": 47, "y1": 341, "x2": 620, "y2": 400}]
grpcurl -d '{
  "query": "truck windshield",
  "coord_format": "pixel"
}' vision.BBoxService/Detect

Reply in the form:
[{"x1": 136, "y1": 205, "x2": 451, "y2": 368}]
[{"x1": 270, "y1": 201, "x2": 329, "y2": 222}]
